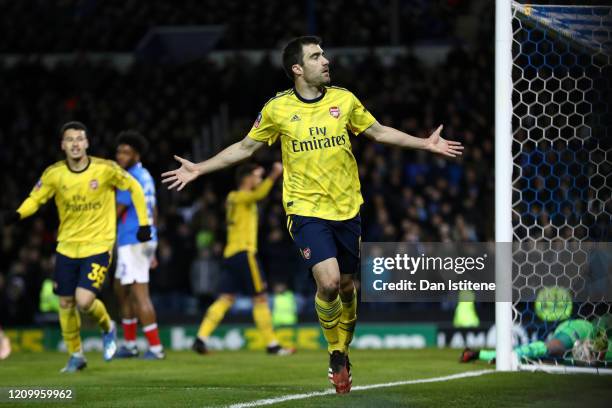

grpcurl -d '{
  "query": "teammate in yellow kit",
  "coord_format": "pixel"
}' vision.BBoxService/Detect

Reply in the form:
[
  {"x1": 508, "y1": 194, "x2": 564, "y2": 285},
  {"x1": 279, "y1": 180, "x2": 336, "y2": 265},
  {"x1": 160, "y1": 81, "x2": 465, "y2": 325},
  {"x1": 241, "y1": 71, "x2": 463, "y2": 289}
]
[
  {"x1": 1, "y1": 121, "x2": 152, "y2": 372},
  {"x1": 193, "y1": 162, "x2": 294, "y2": 356},
  {"x1": 163, "y1": 36, "x2": 463, "y2": 393}
]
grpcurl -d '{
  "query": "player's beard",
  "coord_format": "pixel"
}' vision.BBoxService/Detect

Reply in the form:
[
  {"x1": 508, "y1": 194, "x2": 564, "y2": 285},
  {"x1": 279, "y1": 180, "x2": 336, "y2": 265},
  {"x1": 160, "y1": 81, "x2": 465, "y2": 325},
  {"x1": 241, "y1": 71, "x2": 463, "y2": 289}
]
[
  {"x1": 309, "y1": 75, "x2": 330, "y2": 89},
  {"x1": 304, "y1": 69, "x2": 330, "y2": 87},
  {"x1": 321, "y1": 71, "x2": 331, "y2": 85}
]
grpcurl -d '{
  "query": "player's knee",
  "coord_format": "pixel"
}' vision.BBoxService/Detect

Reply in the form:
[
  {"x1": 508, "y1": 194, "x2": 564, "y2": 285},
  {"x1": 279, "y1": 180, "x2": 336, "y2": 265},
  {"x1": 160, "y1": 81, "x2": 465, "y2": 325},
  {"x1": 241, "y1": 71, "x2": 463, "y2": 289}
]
[
  {"x1": 59, "y1": 297, "x2": 76, "y2": 309},
  {"x1": 132, "y1": 288, "x2": 151, "y2": 305},
  {"x1": 75, "y1": 297, "x2": 94, "y2": 312},
  {"x1": 318, "y1": 279, "x2": 340, "y2": 297},
  {"x1": 253, "y1": 293, "x2": 268, "y2": 303},
  {"x1": 137, "y1": 299, "x2": 155, "y2": 316},
  {"x1": 339, "y1": 278, "x2": 354, "y2": 294}
]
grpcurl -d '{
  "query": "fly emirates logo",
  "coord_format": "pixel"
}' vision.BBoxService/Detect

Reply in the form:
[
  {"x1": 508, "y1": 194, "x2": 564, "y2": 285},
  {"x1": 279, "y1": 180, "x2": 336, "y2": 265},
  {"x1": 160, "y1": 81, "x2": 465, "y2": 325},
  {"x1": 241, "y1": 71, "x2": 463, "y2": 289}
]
[
  {"x1": 64, "y1": 194, "x2": 102, "y2": 213},
  {"x1": 291, "y1": 126, "x2": 347, "y2": 153}
]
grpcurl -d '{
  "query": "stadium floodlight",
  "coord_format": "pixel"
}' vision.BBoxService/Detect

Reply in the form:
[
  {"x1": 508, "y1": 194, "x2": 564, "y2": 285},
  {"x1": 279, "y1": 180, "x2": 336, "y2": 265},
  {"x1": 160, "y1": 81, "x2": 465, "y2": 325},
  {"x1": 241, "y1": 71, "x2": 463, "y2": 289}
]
[{"x1": 496, "y1": 0, "x2": 611, "y2": 374}]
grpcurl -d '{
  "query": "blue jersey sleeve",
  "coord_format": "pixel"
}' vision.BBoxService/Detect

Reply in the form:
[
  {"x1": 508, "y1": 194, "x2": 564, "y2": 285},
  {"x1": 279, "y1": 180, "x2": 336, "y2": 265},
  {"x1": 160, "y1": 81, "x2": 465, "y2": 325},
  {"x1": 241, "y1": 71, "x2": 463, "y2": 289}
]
[{"x1": 116, "y1": 189, "x2": 132, "y2": 206}]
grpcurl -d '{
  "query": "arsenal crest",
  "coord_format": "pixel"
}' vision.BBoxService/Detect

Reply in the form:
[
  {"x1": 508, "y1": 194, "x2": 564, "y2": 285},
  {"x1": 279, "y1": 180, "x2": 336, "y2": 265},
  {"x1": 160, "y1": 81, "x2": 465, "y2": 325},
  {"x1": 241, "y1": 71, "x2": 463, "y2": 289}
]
[
  {"x1": 90, "y1": 179, "x2": 99, "y2": 190},
  {"x1": 329, "y1": 106, "x2": 340, "y2": 119},
  {"x1": 302, "y1": 247, "x2": 311, "y2": 260}
]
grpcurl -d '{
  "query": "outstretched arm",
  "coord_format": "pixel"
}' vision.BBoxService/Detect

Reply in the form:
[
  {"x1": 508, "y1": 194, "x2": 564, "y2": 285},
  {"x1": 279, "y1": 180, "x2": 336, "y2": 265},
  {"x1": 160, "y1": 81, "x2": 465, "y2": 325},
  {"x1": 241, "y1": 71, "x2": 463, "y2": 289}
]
[
  {"x1": 12, "y1": 172, "x2": 57, "y2": 222},
  {"x1": 161, "y1": 136, "x2": 266, "y2": 191},
  {"x1": 232, "y1": 162, "x2": 283, "y2": 203},
  {"x1": 362, "y1": 122, "x2": 463, "y2": 158}
]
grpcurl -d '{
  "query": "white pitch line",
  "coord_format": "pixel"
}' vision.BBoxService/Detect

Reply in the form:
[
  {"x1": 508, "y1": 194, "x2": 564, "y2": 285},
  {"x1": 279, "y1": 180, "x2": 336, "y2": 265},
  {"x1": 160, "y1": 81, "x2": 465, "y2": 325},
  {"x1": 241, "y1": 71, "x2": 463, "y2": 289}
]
[{"x1": 225, "y1": 369, "x2": 496, "y2": 408}]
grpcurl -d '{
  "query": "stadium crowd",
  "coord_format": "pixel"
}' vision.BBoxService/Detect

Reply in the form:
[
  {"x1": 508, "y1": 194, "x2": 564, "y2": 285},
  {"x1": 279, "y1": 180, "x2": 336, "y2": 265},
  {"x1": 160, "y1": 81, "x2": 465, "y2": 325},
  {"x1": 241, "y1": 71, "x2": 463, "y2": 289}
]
[
  {"x1": 0, "y1": 0, "x2": 468, "y2": 52},
  {"x1": 0, "y1": 0, "x2": 494, "y2": 325}
]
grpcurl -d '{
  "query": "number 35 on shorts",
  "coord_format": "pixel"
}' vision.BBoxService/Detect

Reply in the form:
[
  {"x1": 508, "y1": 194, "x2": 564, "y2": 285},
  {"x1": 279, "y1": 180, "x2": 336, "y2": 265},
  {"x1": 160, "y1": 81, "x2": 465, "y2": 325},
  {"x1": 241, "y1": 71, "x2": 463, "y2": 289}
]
[{"x1": 87, "y1": 263, "x2": 108, "y2": 289}]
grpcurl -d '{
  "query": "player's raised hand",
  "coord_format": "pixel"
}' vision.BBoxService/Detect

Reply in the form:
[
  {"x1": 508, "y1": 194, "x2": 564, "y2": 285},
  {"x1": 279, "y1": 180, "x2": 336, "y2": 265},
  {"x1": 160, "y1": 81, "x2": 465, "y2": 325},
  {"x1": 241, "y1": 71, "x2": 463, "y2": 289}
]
[
  {"x1": 161, "y1": 155, "x2": 200, "y2": 191},
  {"x1": 424, "y1": 125, "x2": 464, "y2": 158},
  {"x1": 269, "y1": 161, "x2": 283, "y2": 179}
]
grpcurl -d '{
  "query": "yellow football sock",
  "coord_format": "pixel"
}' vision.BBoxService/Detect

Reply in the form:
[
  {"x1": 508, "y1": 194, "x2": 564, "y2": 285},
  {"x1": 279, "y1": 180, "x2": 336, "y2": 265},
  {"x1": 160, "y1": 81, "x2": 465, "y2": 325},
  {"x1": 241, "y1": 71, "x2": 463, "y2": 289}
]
[
  {"x1": 59, "y1": 306, "x2": 82, "y2": 354},
  {"x1": 315, "y1": 294, "x2": 342, "y2": 353},
  {"x1": 197, "y1": 297, "x2": 234, "y2": 339},
  {"x1": 83, "y1": 299, "x2": 111, "y2": 332},
  {"x1": 253, "y1": 299, "x2": 278, "y2": 346},
  {"x1": 339, "y1": 289, "x2": 357, "y2": 354}
]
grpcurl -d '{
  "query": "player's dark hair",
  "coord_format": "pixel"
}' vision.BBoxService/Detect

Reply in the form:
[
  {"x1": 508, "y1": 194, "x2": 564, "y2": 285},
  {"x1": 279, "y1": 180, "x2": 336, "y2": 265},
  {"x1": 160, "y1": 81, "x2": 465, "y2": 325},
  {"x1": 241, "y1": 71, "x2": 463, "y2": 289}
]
[
  {"x1": 282, "y1": 36, "x2": 322, "y2": 79},
  {"x1": 116, "y1": 130, "x2": 149, "y2": 155},
  {"x1": 235, "y1": 163, "x2": 259, "y2": 186},
  {"x1": 60, "y1": 121, "x2": 88, "y2": 139}
]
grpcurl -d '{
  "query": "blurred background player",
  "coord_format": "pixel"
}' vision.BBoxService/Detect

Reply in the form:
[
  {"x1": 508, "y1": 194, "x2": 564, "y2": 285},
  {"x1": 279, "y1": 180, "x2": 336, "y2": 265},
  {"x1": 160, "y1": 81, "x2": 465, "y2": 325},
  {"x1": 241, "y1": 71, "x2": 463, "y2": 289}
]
[
  {"x1": 114, "y1": 130, "x2": 164, "y2": 360},
  {"x1": 193, "y1": 162, "x2": 294, "y2": 356},
  {"x1": 162, "y1": 36, "x2": 462, "y2": 393},
  {"x1": 0, "y1": 326, "x2": 10, "y2": 360},
  {"x1": 461, "y1": 316, "x2": 612, "y2": 364},
  {"x1": 0, "y1": 121, "x2": 152, "y2": 372}
]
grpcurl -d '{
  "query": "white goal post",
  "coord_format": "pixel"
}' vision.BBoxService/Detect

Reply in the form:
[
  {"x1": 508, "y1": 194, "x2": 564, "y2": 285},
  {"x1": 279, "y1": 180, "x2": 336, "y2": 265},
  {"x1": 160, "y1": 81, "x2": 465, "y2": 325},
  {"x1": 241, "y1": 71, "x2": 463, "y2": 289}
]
[
  {"x1": 495, "y1": 0, "x2": 514, "y2": 372},
  {"x1": 495, "y1": 0, "x2": 611, "y2": 373}
]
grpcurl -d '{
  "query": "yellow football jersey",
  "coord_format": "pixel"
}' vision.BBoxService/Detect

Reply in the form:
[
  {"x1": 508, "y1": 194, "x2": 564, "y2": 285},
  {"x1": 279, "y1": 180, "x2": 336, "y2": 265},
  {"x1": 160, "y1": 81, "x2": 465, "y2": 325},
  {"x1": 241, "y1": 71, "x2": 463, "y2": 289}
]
[
  {"x1": 223, "y1": 178, "x2": 273, "y2": 258},
  {"x1": 17, "y1": 156, "x2": 149, "y2": 258},
  {"x1": 247, "y1": 86, "x2": 376, "y2": 220}
]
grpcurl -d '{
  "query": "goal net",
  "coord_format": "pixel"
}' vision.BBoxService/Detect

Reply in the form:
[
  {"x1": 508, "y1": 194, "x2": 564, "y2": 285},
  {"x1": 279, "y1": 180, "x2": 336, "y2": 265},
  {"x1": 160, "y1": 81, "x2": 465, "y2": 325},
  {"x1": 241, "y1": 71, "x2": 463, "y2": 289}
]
[{"x1": 509, "y1": 1, "x2": 611, "y2": 373}]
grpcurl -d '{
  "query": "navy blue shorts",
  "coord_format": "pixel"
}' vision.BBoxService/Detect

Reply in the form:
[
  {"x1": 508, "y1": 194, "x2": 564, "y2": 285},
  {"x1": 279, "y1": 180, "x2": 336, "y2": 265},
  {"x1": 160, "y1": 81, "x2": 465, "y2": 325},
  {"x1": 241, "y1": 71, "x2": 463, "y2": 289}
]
[
  {"x1": 287, "y1": 214, "x2": 361, "y2": 274},
  {"x1": 219, "y1": 251, "x2": 267, "y2": 296},
  {"x1": 54, "y1": 251, "x2": 112, "y2": 296}
]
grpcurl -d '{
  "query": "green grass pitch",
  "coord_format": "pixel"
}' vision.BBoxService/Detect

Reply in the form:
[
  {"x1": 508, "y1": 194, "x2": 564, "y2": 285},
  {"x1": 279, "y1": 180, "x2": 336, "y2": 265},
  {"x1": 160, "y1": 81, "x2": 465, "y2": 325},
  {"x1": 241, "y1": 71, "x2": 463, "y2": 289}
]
[{"x1": 1, "y1": 349, "x2": 611, "y2": 407}]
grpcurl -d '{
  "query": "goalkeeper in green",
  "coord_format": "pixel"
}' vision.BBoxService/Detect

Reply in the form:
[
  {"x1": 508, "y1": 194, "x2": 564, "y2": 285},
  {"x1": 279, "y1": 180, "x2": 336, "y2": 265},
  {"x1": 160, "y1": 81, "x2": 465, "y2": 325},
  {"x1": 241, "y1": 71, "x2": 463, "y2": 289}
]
[{"x1": 461, "y1": 317, "x2": 611, "y2": 363}]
